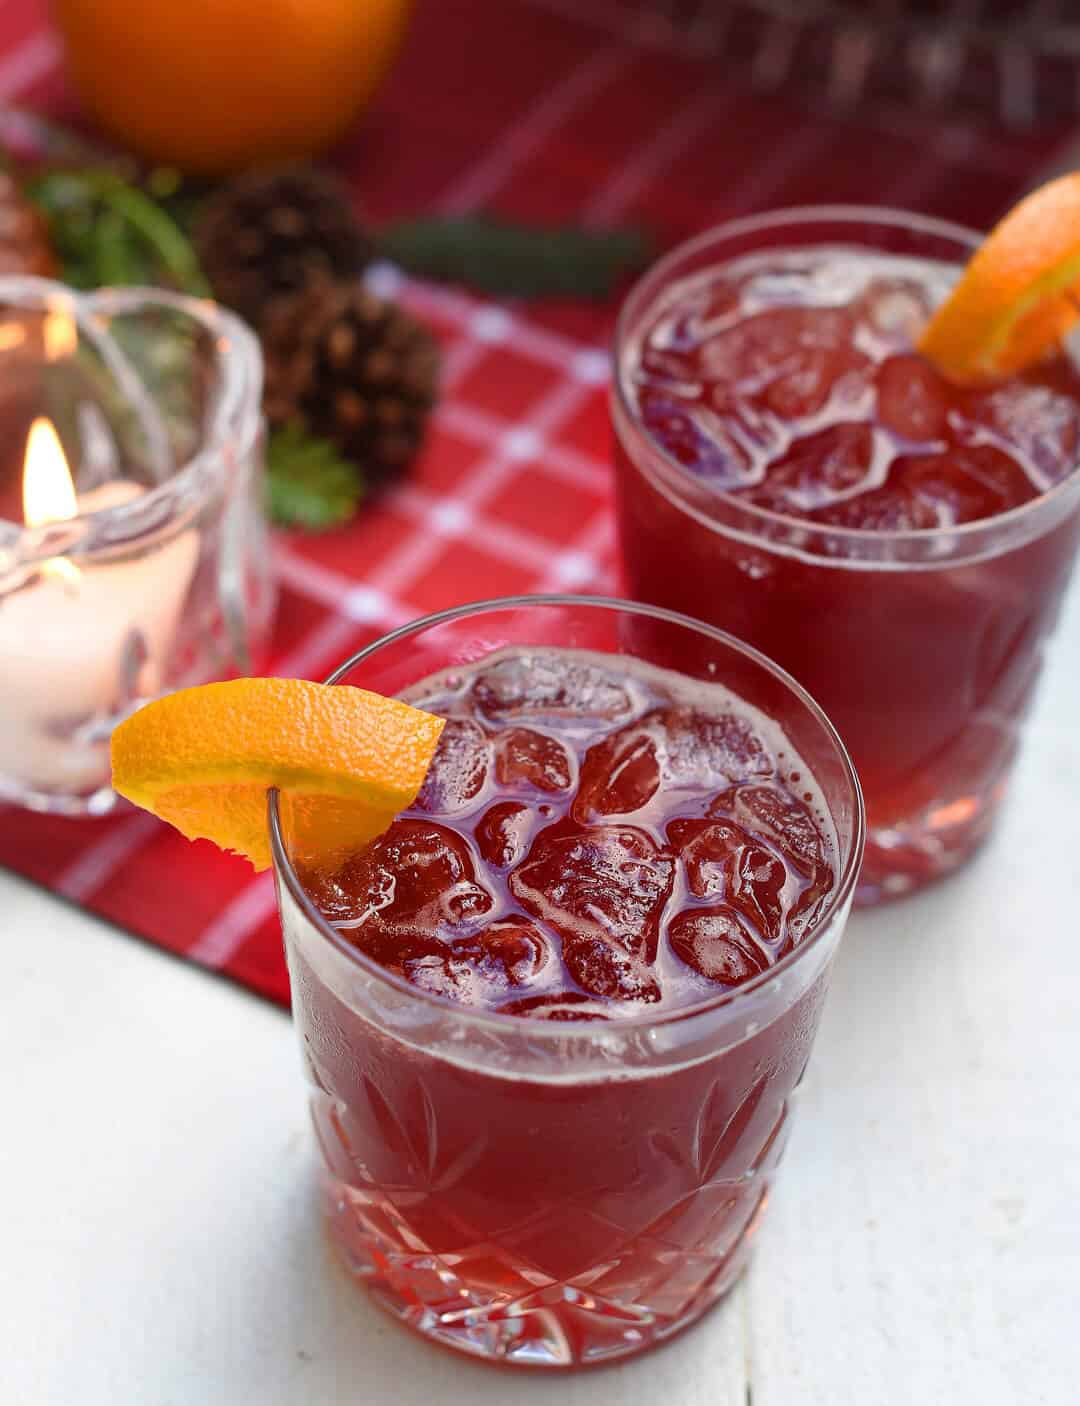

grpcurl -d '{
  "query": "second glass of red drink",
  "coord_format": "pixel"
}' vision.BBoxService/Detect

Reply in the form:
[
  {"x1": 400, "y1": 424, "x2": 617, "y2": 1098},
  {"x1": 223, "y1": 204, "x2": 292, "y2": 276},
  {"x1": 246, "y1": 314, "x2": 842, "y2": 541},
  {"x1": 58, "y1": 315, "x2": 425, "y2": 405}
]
[
  {"x1": 612, "y1": 208, "x2": 1080, "y2": 900},
  {"x1": 270, "y1": 596, "x2": 863, "y2": 1368}
]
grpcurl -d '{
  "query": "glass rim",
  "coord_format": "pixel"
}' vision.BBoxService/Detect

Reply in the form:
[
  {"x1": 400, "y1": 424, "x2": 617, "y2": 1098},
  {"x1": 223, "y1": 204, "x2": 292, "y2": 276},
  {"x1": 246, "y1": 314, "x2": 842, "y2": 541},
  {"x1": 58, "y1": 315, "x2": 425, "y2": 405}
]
[
  {"x1": 268, "y1": 593, "x2": 865, "y2": 1034},
  {"x1": 0, "y1": 278, "x2": 263, "y2": 565},
  {"x1": 612, "y1": 203, "x2": 1080, "y2": 556}
]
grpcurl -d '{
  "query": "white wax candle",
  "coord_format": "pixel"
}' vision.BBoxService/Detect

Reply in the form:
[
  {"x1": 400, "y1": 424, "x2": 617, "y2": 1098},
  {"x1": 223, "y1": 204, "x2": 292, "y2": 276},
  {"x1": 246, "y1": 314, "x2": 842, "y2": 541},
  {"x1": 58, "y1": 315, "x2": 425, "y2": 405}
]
[{"x1": 0, "y1": 480, "x2": 199, "y2": 797}]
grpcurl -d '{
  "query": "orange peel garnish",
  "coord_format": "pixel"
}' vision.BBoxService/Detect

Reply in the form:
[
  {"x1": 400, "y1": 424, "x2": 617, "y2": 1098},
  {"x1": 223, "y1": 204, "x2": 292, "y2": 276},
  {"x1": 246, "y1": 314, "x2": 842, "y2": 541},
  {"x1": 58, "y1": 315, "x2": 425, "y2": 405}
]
[
  {"x1": 918, "y1": 172, "x2": 1080, "y2": 384},
  {"x1": 111, "y1": 677, "x2": 445, "y2": 870}
]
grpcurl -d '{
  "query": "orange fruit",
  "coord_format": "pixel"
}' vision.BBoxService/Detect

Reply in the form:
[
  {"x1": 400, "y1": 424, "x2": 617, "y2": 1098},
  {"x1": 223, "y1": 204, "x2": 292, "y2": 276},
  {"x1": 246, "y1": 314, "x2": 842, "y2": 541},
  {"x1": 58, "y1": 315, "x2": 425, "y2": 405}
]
[
  {"x1": 110, "y1": 677, "x2": 444, "y2": 871},
  {"x1": 54, "y1": 0, "x2": 414, "y2": 175},
  {"x1": 918, "y1": 172, "x2": 1080, "y2": 384}
]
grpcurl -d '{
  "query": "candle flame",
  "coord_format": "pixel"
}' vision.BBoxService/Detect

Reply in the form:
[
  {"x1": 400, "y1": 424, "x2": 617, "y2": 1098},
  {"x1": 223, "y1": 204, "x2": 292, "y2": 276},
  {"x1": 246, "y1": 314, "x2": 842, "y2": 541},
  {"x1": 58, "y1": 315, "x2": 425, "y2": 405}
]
[
  {"x1": 24, "y1": 418, "x2": 78, "y2": 526},
  {"x1": 23, "y1": 418, "x2": 80, "y2": 587}
]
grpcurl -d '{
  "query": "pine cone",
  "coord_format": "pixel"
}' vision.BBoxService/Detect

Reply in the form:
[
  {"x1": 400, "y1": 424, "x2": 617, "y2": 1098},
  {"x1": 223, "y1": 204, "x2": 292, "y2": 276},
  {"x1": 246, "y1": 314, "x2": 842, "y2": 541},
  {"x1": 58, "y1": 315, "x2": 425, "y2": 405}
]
[
  {"x1": 263, "y1": 280, "x2": 440, "y2": 492},
  {"x1": 0, "y1": 171, "x2": 56, "y2": 277},
  {"x1": 194, "y1": 165, "x2": 371, "y2": 328}
]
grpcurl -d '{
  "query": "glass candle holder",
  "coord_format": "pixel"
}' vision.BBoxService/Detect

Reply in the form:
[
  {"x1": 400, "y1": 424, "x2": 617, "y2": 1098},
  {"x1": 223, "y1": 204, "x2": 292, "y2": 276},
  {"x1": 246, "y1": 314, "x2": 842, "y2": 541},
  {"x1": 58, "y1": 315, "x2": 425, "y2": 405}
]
[
  {"x1": 611, "y1": 209, "x2": 1080, "y2": 902},
  {"x1": 0, "y1": 278, "x2": 275, "y2": 816},
  {"x1": 270, "y1": 596, "x2": 864, "y2": 1368}
]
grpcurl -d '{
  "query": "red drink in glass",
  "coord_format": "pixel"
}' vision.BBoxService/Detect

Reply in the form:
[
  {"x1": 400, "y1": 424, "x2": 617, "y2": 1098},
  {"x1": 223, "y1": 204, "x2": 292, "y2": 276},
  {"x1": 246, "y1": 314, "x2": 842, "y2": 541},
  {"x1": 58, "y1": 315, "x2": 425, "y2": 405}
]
[
  {"x1": 612, "y1": 209, "x2": 1080, "y2": 900},
  {"x1": 271, "y1": 598, "x2": 863, "y2": 1368}
]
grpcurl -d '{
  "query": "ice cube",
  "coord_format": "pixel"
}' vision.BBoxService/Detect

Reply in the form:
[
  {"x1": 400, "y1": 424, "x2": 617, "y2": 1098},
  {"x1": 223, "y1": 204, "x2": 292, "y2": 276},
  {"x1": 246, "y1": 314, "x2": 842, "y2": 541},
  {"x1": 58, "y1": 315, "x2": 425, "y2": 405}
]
[
  {"x1": 563, "y1": 933, "x2": 661, "y2": 1004},
  {"x1": 332, "y1": 818, "x2": 494, "y2": 939},
  {"x1": 668, "y1": 906, "x2": 767, "y2": 986},
  {"x1": 746, "y1": 423, "x2": 881, "y2": 514},
  {"x1": 643, "y1": 367, "x2": 786, "y2": 483},
  {"x1": 669, "y1": 813, "x2": 786, "y2": 942},
  {"x1": 786, "y1": 863, "x2": 837, "y2": 945},
  {"x1": 329, "y1": 913, "x2": 448, "y2": 977},
  {"x1": 495, "y1": 727, "x2": 573, "y2": 792},
  {"x1": 687, "y1": 279, "x2": 741, "y2": 339},
  {"x1": 714, "y1": 784, "x2": 829, "y2": 877},
  {"x1": 475, "y1": 800, "x2": 534, "y2": 869},
  {"x1": 576, "y1": 708, "x2": 773, "y2": 821},
  {"x1": 470, "y1": 917, "x2": 553, "y2": 984},
  {"x1": 658, "y1": 706, "x2": 775, "y2": 788},
  {"x1": 471, "y1": 652, "x2": 633, "y2": 724},
  {"x1": 640, "y1": 394, "x2": 719, "y2": 471},
  {"x1": 400, "y1": 946, "x2": 477, "y2": 1002},
  {"x1": 700, "y1": 306, "x2": 854, "y2": 413},
  {"x1": 810, "y1": 482, "x2": 929, "y2": 531},
  {"x1": 575, "y1": 722, "x2": 660, "y2": 820},
  {"x1": 399, "y1": 917, "x2": 553, "y2": 1004},
  {"x1": 638, "y1": 345, "x2": 704, "y2": 397},
  {"x1": 299, "y1": 860, "x2": 370, "y2": 929},
  {"x1": 667, "y1": 816, "x2": 751, "y2": 898},
  {"x1": 728, "y1": 843, "x2": 787, "y2": 943},
  {"x1": 968, "y1": 378, "x2": 1080, "y2": 491},
  {"x1": 643, "y1": 304, "x2": 870, "y2": 481},
  {"x1": 414, "y1": 717, "x2": 491, "y2": 815},
  {"x1": 897, "y1": 446, "x2": 1037, "y2": 526},
  {"x1": 510, "y1": 822, "x2": 674, "y2": 963},
  {"x1": 875, "y1": 354, "x2": 948, "y2": 442},
  {"x1": 682, "y1": 404, "x2": 757, "y2": 483},
  {"x1": 765, "y1": 347, "x2": 852, "y2": 420}
]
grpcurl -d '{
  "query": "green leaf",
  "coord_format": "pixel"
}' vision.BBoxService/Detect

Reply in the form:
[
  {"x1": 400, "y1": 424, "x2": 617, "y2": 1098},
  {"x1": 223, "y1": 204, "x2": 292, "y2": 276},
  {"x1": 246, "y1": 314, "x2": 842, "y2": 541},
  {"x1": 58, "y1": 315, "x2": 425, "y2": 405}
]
[
  {"x1": 267, "y1": 425, "x2": 364, "y2": 530},
  {"x1": 377, "y1": 215, "x2": 656, "y2": 299},
  {"x1": 23, "y1": 166, "x2": 209, "y2": 295}
]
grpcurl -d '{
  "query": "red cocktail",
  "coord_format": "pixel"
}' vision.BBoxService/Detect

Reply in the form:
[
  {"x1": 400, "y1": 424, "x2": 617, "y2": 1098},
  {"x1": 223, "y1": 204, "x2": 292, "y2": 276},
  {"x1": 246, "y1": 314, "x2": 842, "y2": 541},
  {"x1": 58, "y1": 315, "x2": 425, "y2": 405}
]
[
  {"x1": 612, "y1": 210, "x2": 1080, "y2": 900},
  {"x1": 271, "y1": 598, "x2": 862, "y2": 1368}
]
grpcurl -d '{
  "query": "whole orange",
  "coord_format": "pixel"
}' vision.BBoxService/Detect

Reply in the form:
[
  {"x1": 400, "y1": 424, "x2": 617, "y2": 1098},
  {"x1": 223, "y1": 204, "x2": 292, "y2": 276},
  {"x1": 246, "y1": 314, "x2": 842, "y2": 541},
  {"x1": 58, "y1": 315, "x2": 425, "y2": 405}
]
[{"x1": 53, "y1": 0, "x2": 414, "y2": 175}]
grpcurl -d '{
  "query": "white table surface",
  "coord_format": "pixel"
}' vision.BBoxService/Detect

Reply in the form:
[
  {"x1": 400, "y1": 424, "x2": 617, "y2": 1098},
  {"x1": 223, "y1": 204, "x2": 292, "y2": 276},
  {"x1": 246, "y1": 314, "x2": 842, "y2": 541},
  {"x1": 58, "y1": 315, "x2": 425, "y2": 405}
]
[{"x1": 3, "y1": 588, "x2": 1078, "y2": 1406}]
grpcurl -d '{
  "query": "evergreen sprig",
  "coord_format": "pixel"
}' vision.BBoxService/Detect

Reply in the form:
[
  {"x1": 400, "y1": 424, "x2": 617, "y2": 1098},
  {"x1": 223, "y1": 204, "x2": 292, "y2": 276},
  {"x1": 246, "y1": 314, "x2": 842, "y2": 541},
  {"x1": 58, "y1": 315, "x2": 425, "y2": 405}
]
[
  {"x1": 23, "y1": 166, "x2": 208, "y2": 295},
  {"x1": 267, "y1": 425, "x2": 364, "y2": 530},
  {"x1": 378, "y1": 215, "x2": 655, "y2": 299}
]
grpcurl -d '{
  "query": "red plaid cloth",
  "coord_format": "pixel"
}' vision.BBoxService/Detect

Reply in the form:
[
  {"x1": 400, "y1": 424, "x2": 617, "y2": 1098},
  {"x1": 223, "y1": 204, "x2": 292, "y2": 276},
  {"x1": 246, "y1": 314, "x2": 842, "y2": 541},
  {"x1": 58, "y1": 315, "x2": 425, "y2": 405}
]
[{"x1": 0, "y1": 0, "x2": 1073, "y2": 1004}]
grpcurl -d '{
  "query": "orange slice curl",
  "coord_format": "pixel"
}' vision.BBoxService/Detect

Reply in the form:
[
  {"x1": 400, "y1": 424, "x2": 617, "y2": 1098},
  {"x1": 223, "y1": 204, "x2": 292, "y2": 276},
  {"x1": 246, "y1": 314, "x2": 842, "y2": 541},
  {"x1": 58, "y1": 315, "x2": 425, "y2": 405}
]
[
  {"x1": 111, "y1": 678, "x2": 445, "y2": 871},
  {"x1": 918, "y1": 172, "x2": 1080, "y2": 384}
]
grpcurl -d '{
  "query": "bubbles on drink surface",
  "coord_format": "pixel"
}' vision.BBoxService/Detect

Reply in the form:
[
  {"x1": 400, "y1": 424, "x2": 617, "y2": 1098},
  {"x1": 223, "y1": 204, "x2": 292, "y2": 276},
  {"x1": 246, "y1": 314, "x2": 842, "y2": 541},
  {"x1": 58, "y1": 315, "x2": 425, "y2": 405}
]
[
  {"x1": 471, "y1": 652, "x2": 636, "y2": 724},
  {"x1": 303, "y1": 649, "x2": 840, "y2": 1017},
  {"x1": 627, "y1": 248, "x2": 1080, "y2": 527}
]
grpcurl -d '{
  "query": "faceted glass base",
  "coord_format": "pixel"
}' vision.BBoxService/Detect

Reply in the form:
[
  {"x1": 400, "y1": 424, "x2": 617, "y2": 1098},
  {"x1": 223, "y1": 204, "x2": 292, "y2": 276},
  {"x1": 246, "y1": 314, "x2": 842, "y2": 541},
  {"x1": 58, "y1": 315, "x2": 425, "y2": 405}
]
[
  {"x1": 856, "y1": 783, "x2": 1005, "y2": 905},
  {"x1": 324, "y1": 1171, "x2": 758, "y2": 1368}
]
